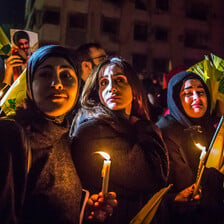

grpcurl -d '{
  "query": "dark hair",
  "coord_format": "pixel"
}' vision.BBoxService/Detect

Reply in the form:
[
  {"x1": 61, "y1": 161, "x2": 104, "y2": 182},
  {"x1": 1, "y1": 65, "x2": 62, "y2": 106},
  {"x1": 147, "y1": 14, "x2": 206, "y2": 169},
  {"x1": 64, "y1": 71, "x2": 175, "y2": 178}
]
[
  {"x1": 13, "y1": 30, "x2": 30, "y2": 45},
  {"x1": 81, "y1": 56, "x2": 150, "y2": 120},
  {"x1": 75, "y1": 42, "x2": 104, "y2": 73}
]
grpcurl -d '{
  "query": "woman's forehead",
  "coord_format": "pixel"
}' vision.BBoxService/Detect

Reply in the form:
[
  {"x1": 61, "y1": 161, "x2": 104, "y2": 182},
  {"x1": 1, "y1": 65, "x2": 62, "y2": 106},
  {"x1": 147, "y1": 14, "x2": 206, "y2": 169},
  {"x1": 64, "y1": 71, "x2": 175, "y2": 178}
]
[
  {"x1": 181, "y1": 79, "x2": 203, "y2": 90},
  {"x1": 99, "y1": 64, "x2": 124, "y2": 77}
]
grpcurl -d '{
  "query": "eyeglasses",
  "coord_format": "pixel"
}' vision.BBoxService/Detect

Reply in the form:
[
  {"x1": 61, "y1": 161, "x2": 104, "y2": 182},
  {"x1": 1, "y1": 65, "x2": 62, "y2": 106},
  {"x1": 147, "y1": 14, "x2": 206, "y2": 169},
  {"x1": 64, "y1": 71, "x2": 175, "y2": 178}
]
[{"x1": 87, "y1": 55, "x2": 108, "y2": 62}]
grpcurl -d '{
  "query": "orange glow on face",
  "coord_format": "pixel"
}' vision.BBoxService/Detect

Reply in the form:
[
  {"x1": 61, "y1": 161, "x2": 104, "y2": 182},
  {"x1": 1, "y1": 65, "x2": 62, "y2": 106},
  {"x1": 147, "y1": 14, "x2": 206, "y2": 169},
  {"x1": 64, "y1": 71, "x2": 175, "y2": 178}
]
[{"x1": 95, "y1": 151, "x2": 111, "y2": 160}]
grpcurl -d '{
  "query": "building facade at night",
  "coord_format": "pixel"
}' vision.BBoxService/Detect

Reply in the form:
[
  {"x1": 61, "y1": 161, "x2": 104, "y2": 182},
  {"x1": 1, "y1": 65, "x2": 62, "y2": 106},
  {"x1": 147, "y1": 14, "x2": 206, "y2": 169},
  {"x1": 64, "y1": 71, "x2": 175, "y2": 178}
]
[{"x1": 25, "y1": 0, "x2": 224, "y2": 80}]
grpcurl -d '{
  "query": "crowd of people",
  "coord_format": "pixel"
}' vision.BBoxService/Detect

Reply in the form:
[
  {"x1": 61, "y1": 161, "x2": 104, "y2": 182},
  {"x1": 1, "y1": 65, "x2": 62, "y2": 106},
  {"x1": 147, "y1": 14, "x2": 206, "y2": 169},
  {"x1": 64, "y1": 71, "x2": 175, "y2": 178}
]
[{"x1": 0, "y1": 33, "x2": 223, "y2": 224}]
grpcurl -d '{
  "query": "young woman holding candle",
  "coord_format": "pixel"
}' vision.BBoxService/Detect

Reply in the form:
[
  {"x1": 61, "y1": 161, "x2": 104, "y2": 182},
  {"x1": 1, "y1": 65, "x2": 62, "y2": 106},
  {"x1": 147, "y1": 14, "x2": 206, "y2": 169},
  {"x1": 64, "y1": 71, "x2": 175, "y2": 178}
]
[
  {"x1": 0, "y1": 45, "x2": 116, "y2": 224},
  {"x1": 70, "y1": 56, "x2": 169, "y2": 223},
  {"x1": 156, "y1": 71, "x2": 224, "y2": 223}
]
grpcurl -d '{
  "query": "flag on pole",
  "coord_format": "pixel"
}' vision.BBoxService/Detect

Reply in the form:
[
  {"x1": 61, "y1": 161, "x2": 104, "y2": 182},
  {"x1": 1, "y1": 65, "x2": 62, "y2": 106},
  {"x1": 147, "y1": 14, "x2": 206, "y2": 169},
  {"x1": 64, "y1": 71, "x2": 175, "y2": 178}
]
[
  {"x1": 130, "y1": 184, "x2": 173, "y2": 224},
  {"x1": 0, "y1": 26, "x2": 11, "y2": 56},
  {"x1": 206, "y1": 116, "x2": 224, "y2": 174},
  {"x1": 0, "y1": 68, "x2": 27, "y2": 116},
  {"x1": 193, "y1": 116, "x2": 224, "y2": 196}
]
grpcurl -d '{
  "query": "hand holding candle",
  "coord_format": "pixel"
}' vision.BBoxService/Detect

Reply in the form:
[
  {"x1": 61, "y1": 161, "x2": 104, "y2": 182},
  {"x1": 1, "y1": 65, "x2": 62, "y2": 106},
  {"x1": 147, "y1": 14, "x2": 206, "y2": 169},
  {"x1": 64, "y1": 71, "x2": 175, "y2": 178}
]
[{"x1": 95, "y1": 151, "x2": 111, "y2": 195}]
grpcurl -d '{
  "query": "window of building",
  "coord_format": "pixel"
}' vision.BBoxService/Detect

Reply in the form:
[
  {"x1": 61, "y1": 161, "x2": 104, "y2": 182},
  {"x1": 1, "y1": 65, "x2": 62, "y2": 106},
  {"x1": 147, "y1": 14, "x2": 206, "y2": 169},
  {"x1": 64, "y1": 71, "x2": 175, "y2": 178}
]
[
  {"x1": 134, "y1": 23, "x2": 148, "y2": 41},
  {"x1": 42, "y1": 10, "x2": 60, "y2": 25},
  {"x1": 154, "y1": 27, "x2": 168, "y2": 41},
  {"x1": 153, "y1": 58, "x2": 169, "y2": 73},
  {"x1": 101, "y1": 16, "x2": 119, "y2": 42},
  {"x1": 132, "y1": 53, "x2": 148, "y2": 73},
  {"x1": 101, "y1": 16, "x2": 119, "y2": 34},
  {"x1": 185, "y1": 2, "x2": 209, "y2": 21},
  {"x1": 66, "y1": 29, "x2": 87, "y2": 47},
  {"x1": 184, "y1": 30, "x2": 209, "y2": 49},
  {"x1": 68, "y1": 13, "x2": 87, "y2": 29},
  {"x1": 135, "y1": 0, "x2": 147, "y2": 10},
  {"x1": 156, "y1": 0, "x2": 169, "y2": 11},
  {"x1": 102, "y1": 0, "x2": 121, "y2": 7}
]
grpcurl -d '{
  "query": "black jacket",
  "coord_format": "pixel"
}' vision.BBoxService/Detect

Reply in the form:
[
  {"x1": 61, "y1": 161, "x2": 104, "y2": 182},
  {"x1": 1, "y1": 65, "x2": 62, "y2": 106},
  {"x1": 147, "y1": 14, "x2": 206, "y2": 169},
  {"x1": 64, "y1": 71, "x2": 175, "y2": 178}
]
[
  {"x1": 156, "y1": 71, "x2": 224, "y2": 224},
  {"x1": 71, "y1": 116, "x2": 169, "y2": 223}
]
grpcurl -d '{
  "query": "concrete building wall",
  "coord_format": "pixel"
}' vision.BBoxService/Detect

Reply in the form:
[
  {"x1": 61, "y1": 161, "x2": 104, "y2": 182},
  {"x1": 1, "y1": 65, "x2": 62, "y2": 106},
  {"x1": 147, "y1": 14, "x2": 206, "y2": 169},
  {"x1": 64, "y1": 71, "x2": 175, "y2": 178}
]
[{"x1": 25, "y1": 0, "x2": 224, "y2": 80}]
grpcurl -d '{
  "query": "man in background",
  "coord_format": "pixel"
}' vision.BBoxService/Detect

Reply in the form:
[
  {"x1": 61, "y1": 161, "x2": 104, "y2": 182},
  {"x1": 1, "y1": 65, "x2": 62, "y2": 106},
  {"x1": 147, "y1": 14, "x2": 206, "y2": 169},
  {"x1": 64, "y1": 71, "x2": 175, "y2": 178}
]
[
  {"x1": 76, "y1": 42, "x2": 107, "y2": 83},
  {"x1": 67, "y1": 42, "x2": 107, "y2": 123}
]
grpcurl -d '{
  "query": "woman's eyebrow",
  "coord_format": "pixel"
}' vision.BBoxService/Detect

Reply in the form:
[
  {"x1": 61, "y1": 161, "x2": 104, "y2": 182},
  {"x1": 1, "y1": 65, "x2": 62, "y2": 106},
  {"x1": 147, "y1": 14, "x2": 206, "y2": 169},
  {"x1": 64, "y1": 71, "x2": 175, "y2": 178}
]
[
  {"x1": 183, "y1": 86, "x2": 193, "y2": 90},
  {"x1": 100, "y1": 73, "x2": 125, "y2": 78},
  {"x1": 59, "y1": 65, "x2": 73, "y2": 69},
  {"x1": 38, "y1": 64, "x2": 52, "y2": 70},
  {"x1": 183, "y1": 84, "x2": 204, "y2": 90}
]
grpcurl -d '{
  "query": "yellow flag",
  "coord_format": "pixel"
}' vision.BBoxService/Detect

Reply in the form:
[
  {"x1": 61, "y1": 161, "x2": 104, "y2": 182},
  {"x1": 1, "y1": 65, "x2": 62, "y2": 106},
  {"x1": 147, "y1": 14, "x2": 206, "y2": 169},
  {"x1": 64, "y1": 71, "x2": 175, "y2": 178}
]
[
  {"x1": 206, "y1": 116, "x2": 224, "y2": 174},
  {"x1": 210, "y1": 54, "x2": 224, "y2": 104},
  {"x1": 0, "y1": 69, "x2": 27, "y2": 116},
  {"x1": 130, "y1": 184, "x2": 173, "y2": 224},
  {"x1": 211, "y1": 53, "x2": 224, "y2": 73},
  {"x1": 0, "y1": 26, "x2": 11, "y2": 56},
  {"x1": 187, "y1": 54, "x2": 224, "y2": 113}
]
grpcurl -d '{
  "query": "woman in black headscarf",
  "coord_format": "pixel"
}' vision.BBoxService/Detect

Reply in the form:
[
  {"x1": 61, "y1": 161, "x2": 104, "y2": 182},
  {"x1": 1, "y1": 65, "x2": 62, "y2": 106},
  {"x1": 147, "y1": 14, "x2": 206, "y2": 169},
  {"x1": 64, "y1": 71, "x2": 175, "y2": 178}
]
[
  {"x1": 157, "y1": 71, "x2": 224, "y2": 224},
  {"x1": 0, "y1": 45, "x2": 116, "y2": 224}
]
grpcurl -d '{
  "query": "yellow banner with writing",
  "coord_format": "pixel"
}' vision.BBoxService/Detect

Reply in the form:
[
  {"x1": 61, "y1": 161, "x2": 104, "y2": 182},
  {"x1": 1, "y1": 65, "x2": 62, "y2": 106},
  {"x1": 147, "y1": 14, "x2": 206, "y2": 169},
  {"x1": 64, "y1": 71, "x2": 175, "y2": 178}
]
[{"x1": 0, "y1": 69, "x2": 26, "y2": 116}]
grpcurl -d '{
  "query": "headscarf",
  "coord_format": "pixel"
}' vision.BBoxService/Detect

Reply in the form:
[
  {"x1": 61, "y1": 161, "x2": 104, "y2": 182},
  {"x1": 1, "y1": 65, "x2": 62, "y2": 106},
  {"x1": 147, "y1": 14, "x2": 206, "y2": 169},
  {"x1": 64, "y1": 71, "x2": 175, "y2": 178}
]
[
  {"x1": 26, "y1": 45, "x2": 80, "y2": 119},
  {"x1": 167, "y1": 71, "x2": 211, "y2": 128}
]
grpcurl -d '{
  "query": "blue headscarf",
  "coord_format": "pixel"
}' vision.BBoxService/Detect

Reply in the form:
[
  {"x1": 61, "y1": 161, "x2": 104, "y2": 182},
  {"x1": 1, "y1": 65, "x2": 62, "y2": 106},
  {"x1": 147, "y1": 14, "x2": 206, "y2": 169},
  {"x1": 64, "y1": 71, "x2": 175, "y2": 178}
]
[{"x1": 167, "y1": 71, "x2": 211, "y2": 128}]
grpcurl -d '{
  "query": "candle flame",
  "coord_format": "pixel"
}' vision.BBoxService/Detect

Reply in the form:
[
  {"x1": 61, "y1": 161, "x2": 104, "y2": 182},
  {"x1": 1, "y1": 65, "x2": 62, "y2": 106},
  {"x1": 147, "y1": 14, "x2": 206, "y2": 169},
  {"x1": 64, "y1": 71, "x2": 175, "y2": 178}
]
[
  {"x1": 195, "y1": 143, "x2": 206, "y2": 151},
  {"x1": 95, "y1": 151, "x2": 110, "y2": 160}
]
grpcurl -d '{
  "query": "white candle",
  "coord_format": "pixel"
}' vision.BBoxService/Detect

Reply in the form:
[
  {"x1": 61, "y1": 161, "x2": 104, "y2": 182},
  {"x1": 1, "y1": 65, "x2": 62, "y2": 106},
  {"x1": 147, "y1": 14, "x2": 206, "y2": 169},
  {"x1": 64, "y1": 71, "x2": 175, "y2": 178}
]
[
  {"x1": 101, "y1": 159, "x2": 111, "y2": 194},
  {"x1": 193, "y1": 143, "x2": 206, "y2": 196},
  {"x1": 95, "y1": 151, "x2": 111, "y2": 195},
  {"x1": 195, "y1": 143, "x2": 206, "y2": 180}
]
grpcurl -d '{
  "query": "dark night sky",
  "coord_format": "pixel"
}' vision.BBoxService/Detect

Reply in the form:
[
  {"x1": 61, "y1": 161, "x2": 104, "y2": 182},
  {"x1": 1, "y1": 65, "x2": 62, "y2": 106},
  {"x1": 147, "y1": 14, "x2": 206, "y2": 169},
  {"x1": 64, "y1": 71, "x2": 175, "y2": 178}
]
[
  {"x1": 1, "y1": 0, "x2": 26, "y2": 25},
  {"x1": 1, "y1": 0, "x2": 26, "y2": 37}
]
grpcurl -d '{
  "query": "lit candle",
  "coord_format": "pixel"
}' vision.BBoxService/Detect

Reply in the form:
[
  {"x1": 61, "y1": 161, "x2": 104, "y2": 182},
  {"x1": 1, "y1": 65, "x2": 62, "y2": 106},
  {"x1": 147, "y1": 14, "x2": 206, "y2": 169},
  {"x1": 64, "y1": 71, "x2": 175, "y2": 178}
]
[
  {"x1": 95, "y1": 151, "x2": 111, "y2": 195},
  {"x1": 195, "y1": 143, "x2": 206, "y2": 180},
  {"x1": 193, "y1": 143, "x2": 206, "y2": 197}
]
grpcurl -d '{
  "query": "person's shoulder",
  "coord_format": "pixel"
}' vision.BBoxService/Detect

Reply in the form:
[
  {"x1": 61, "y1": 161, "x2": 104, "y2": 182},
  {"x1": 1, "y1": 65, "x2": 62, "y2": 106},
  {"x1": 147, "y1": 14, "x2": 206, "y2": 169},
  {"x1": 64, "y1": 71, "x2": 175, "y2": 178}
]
[
  {"x1": 156, "y1": 114, "x2": 178, "y2": 130},
  {"x1": 74, "y1": 118, "x2": 116, "y2": 139},
  {"x1": 133, "y1": 117, "x2": 160, "y2": 134},
  {"x1": 0, "y1": 117, "x2": 19, "y2": 129},
  {"x1": 0, "y1": 117, "x2": 23, "y2": 140}
]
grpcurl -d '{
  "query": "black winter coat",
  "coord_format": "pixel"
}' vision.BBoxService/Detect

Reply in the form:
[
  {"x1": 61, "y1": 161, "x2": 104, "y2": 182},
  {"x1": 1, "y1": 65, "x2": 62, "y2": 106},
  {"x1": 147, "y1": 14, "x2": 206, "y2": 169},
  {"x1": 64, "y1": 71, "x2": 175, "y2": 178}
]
[
  {"x1": 71, "y1": 117, "x2": 169, "y2": 223},
  {"x1": 156, "y1": 115, "x2": 201, "y2": 192}
]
